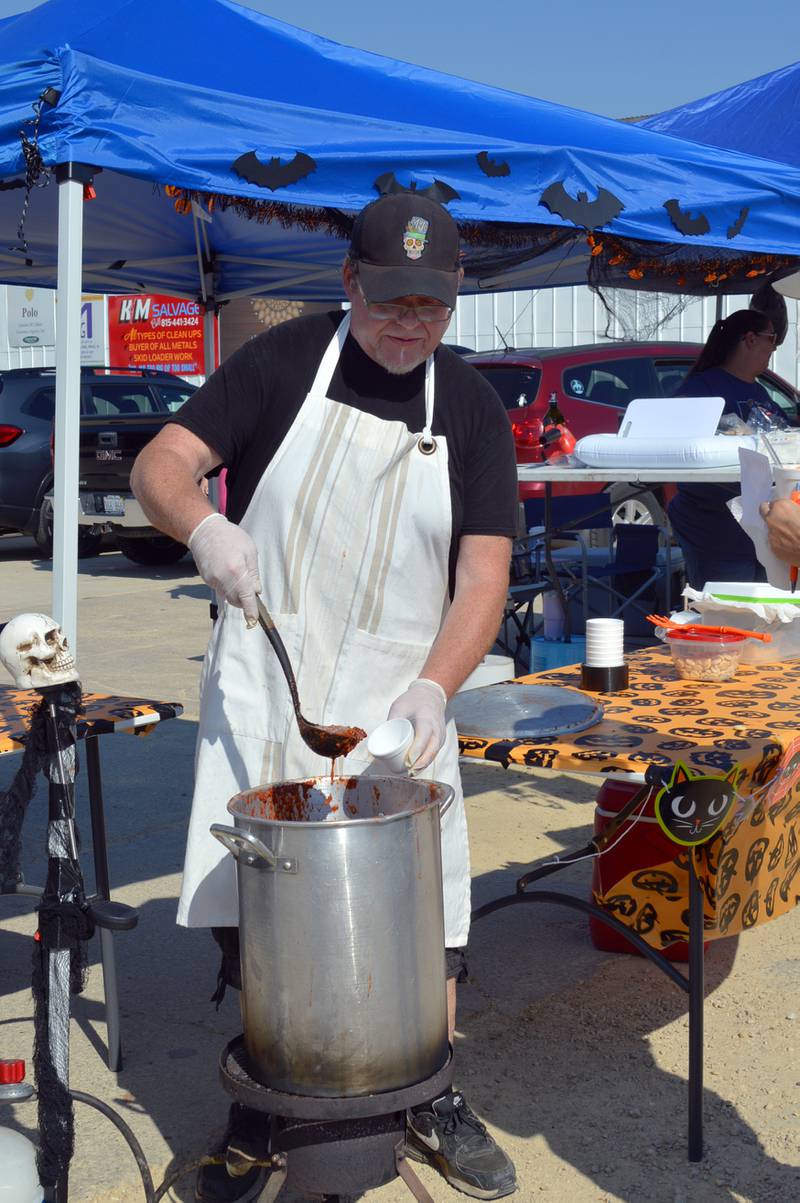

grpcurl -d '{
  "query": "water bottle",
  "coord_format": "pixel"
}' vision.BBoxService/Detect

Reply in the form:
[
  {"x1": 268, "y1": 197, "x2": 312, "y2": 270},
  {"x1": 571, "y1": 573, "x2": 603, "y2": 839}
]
[{"x1": 0, "y1": 1061, "x2": 43, "y2": 1203}]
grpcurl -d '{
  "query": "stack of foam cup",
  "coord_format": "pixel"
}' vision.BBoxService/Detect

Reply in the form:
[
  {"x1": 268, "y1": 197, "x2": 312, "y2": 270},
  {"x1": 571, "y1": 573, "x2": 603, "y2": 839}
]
[{"x1": 581, "y1": 618, "x2": 629, "y2": 693}]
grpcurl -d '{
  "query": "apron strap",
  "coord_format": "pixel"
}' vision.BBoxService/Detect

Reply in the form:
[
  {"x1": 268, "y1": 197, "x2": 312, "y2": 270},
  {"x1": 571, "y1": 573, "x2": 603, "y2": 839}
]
[{"x1": 308, "y1": 312, "x2": 352, "y2": 396}]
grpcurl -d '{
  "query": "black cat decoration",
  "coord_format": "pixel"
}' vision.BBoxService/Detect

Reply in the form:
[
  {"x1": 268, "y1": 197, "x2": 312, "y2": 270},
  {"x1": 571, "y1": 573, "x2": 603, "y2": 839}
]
[
  {"x1": 654, "y1": 762, "x2": 743, "y2": 847},
  {"x1": 540, "y1": 181, "x2": 625, "y2": 229},
  {"x1": 231, "y1": 150, "x2": 316, "y2": 191}
]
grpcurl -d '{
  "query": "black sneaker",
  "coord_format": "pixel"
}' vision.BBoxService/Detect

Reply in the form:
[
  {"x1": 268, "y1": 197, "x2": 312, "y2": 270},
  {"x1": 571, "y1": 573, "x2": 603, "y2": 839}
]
[
  {"x1": 195, "y1": 1103, "x2": 270, "y2": 1202},
  {"x1": 405, "y1": 1090, "x2": 517, "y2": 1200}
]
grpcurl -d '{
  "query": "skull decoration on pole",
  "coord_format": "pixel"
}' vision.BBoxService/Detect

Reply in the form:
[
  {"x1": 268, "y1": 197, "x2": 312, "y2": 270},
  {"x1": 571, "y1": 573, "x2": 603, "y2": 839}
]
[
  {"x1": 0, "y1": 614, "x2": 80, "y2": 690},
  {"x1": 0, "y1": 612, "x2": 85, "y2": 1198}
]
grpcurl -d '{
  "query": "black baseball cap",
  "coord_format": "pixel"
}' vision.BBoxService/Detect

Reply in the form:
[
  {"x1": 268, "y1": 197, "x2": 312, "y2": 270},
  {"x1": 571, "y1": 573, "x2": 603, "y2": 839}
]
[{"x1": 349, "y1": 194, "x2": 460, "y2": 308}]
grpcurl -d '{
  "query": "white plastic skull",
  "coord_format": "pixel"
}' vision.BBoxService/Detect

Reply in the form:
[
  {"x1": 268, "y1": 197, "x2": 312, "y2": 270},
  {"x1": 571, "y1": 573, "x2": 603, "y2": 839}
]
[{"x1": 0, "y1": 613, "x2": 79, "y2": 690}]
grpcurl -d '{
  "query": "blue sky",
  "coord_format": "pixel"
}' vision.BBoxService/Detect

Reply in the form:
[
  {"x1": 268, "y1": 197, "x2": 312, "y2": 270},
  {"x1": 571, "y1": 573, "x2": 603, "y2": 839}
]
[{"x1": 1, "y1": 0, "x2": 798, "y2": 118}]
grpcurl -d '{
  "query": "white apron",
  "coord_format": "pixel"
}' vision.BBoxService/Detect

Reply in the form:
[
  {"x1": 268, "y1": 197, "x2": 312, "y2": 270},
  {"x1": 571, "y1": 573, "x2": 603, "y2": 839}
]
[{"x1": 177, "y1": 316, "x2": 471, "y2": 947}]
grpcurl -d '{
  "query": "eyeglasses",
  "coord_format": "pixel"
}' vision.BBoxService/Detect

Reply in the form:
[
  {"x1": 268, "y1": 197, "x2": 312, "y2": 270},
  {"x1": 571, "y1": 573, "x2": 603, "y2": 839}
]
[
  {"x1": 755, "y1": 331, "x2": 778, "y2": 346},
  {"x1": 356, "y1": 283, "x2": 452, "y2": 324}
]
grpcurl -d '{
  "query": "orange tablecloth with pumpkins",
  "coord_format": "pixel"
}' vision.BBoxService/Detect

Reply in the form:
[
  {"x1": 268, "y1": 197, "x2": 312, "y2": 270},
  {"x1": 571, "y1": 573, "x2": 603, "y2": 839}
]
[
  {"x1": 0, "y1": 687, "x2": 183, "y2": 755},
  {"x1": 457, "y1": 647, "x2": 800, "y2": 949}
]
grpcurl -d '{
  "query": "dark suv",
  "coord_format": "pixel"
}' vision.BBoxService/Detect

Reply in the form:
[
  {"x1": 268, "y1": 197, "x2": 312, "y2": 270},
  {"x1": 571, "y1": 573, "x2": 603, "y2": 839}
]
[
  {"x1": 466, "y1": 341, "x2": 800, "y2": 520},
  {"x1": 0, "y1": 366, "x2": 194, "y2": 559}
]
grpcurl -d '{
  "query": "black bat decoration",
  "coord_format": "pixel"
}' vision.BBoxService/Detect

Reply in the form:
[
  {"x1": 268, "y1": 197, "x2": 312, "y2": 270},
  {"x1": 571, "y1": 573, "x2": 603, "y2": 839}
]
[
  {"x1": 727, "y1": 205, "x2": 750, "y2": 240},
  {"x1": 664, "y1": 198, "x2": 710, "y2": 237},
  {"x1": 476, "y1": 150, "x2": 511, "y2": 178},
  {"x1": 539, "y1": 181, "x2": 625, "y2": 229},
  {"x1": 374, "y1": 172, "x2": 460, "y2": 205},
  {"x1": 231, "y1": 150, "x2": 316, "y2": 192}
]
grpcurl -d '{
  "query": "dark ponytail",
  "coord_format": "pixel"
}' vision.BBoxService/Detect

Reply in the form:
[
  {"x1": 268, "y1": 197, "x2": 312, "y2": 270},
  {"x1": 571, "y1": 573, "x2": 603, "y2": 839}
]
[{"x1": 689, "y1": 309, "x2": 771, "y2": 376}]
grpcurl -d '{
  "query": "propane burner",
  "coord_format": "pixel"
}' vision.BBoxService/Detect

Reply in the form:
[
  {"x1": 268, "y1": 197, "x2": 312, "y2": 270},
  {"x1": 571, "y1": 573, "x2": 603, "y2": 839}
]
[{"x1": 220, "y1": 1036, "x2": 453, "y2": 1201}]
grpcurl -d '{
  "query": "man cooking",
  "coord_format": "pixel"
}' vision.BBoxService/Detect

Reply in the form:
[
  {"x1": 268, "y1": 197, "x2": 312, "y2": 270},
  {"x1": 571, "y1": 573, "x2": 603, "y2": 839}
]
[{"x1": 131, "y1": 193, "x2": 519, "y2": 1202}]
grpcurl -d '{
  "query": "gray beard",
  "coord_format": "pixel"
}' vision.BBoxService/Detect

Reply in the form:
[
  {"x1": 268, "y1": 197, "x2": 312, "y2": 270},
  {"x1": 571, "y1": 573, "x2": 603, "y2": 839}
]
[{"x1": 372, "y1": 347, "x2": 427, "y2": 375}]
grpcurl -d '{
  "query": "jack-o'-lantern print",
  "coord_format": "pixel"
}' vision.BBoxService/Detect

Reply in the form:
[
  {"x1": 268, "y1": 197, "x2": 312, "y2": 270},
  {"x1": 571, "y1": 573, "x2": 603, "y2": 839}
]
[
  {"x1": 603, "y1": 894, "x2": 637, "y2": 918},
  {"x1": 716, "y1": 847, "x2": 739, "y2": 899},
  {"x1": 574, "y1": 733, "x2": 644, "y2": 748},
  {"x1": 741, "y1": 889, "x2": 760, "y2": 928},
  {"x1": 745, "y1": 838, "x2": 769, "y2": 882},
  {"x1": 660, "y1": 928, "x2": 690, "y2": 947},
  {"x1": 660, "y1": 706, "x2": 707, "y2": 718},
  {"x1": 631, "y1": 868, "x2": 680, "y2": 898},
  {"x1": 654, "y1": 762, "x2": 742, "y2": 847},
  {"x1": 768, "y1": 835, "x2": 785, "y2": 872},
  {"x1": 787, "y1": 826, "x2": 798, "y2": 866},
  {"x1": 634, "y1": 902, "x2": 658, "y2": 934},
  {"x1": 668, "y1": 726, "x2": 724, "y2": 739},
  {"x1": 689, "y1": 751, "x2": 738, "y2": 773},
  {"x1": 657, "y1": 739, "x2": 695, "y2": 751},
  {"x1": 718, "y1": 893, "x2": 741, "y2": 933},
  {"x1": 751, "y1": 742, "x2": 783, "y2": 787},
  {"x1": 779, "y1": 857, "x2": 800, "y2": 903},
  {"x1": 718, "y1": 687, "x2": 779, "y2": 700},
  {"x1": 521, "y1": 747, "x2": 560, "y2": 769},
  {"x1": 765, "y1": 877, "x2": 779, "y2": 917}
]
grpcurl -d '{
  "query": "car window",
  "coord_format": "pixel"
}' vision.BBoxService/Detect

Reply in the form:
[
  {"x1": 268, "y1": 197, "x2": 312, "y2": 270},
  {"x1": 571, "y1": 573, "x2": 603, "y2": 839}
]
[
  {"x1": 152, "y1": 384, "x2": 196, "y2": 413},
  {"x1": 654, "y1": 359, "x2": 693, "y2": 396},
  {"x1": 84, "y1": 385, "x2": 161, "y2": 417},
  {"x1": 563, "y1": 356, "x2": 655, "y2": 408},
  {"x1": 471, "y1": 366, "x2": 541, "y2": 410},
  {"x1": 20, "y1": 386, "x2": 55, "y2": 421},
  {"x1": 758, "y1": 374, "x2": 798, "y2": 424}
]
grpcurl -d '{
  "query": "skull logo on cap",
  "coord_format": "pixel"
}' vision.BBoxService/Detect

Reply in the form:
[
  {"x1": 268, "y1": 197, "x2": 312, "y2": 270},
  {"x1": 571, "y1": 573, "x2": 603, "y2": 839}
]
[{"x1": 0, "y1": 613, "x2": 79, "y2": 690}]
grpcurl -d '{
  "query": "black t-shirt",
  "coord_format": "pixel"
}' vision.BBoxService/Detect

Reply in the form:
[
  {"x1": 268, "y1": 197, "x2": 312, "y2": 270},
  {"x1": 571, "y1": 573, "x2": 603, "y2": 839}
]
[{"x1": 171, "y1": 311, "x2": 519, "y2": 590}]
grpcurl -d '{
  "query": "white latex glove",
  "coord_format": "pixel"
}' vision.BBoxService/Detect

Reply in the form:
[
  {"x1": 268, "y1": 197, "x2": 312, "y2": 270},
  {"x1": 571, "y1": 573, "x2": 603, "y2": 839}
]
[
  {"x1": 188, "y1": 512, "x2": 262, "y2": 627},
  {"x1": 387, "y1": 678, "x2": 448, "y2": 770}
]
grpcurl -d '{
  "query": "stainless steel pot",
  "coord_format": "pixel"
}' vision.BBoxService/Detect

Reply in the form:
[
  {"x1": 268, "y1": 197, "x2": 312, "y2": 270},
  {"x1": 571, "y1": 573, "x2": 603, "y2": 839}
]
[{"x1": 211, "y1": 774, "x2": 452, "y2": 1098}]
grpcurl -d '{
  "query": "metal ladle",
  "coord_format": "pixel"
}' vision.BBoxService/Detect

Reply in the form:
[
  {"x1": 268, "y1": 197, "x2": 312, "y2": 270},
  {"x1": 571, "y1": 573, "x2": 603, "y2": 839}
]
[{"x1": 255, "y1": 596, "x2": 366, "y2": 760}]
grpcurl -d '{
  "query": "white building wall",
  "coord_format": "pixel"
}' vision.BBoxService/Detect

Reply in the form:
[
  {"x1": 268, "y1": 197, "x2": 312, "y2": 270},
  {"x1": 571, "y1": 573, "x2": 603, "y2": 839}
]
[
  {"x1": 1, "y1": 284, "x2": 798, "y2": 389},
  {"x1": 446, "y1": 287, "x2": 800, "y2": 389}
]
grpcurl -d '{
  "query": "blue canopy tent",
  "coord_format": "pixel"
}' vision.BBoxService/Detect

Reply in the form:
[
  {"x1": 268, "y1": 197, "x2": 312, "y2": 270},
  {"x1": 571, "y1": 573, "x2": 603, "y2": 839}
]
[
  {"x1": 641, "y1": 61, "x2": 800, "y2": 305},
  {"x1": 4, "y1": 0, "x2": 800, "y2": 642},
  {"x1": 641, "y1": 60, "x2": 800, "y2": 168}
]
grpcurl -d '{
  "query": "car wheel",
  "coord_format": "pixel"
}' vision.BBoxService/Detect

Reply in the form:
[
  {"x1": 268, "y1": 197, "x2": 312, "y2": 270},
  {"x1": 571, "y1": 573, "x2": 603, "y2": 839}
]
[
  {"x1": 33, "y1": 500, "x2": 103, "y2": 559},
  {"x1": 609, "y1": 485, "x2": 665, "y2": 527},
  {"x1": 116, "y1": 534, "x2": 187, "y2": 565}
]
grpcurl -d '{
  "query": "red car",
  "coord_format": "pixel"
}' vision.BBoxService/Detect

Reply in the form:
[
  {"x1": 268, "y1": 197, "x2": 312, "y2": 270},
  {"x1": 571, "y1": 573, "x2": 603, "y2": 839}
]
[{"x1": 465, "y1": 340, "x2": 800, "y2": 522}]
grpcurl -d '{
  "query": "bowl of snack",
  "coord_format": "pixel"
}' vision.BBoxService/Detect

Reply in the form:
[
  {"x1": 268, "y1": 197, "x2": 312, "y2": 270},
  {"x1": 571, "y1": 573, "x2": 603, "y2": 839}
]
[{"x1": 666, "y1": 629, "x2": 747, "y2": 682}]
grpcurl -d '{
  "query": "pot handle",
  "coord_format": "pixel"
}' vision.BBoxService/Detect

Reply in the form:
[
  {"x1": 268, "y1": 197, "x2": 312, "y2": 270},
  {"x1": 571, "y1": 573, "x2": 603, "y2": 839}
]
[
  {"x1": 438, "y1": 786, "x2": 455, "y2": 819},
  {"x1": 210, "y1": 824, "x2": 280, "y2": 869}
]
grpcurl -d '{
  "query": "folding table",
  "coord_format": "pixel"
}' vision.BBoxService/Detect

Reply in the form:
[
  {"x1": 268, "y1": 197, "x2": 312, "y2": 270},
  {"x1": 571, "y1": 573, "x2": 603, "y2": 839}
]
[{"x1": 457, "y1": 646, "x2": 800, "y2": 1159}]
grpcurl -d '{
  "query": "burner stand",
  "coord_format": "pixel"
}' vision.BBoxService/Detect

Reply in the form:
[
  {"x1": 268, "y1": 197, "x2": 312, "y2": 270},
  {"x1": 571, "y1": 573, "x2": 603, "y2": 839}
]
[{"x1": 220, "y1": 1036, "x2": 453, "y2": 1201}]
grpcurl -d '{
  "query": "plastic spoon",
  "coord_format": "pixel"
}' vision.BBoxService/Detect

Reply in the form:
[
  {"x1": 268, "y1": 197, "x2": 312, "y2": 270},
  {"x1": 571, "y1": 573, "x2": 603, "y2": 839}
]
[{"x1": 255, "y1": 596, "x2": 366, "y2": 759}]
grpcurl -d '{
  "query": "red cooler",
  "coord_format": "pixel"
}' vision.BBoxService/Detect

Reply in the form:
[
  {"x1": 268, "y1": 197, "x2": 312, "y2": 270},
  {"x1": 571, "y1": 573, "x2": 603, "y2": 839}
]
[{"x1": 590, "y1": 778, "x2": 705, "y2": 963}]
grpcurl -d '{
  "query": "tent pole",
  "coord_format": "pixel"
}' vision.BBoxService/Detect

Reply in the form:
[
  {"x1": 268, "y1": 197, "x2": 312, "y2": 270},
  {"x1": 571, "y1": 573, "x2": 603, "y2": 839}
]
[{"x1": 52, "y1": 166, "x2": 87, "y2": 653}]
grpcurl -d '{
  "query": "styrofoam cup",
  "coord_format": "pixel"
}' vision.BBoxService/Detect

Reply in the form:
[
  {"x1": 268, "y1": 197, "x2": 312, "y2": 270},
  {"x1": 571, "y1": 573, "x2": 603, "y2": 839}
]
[
  {"x1": 367, "y1": 718, "x2": 414, "y2": 774},
  {"x1": 584, "y1": 618, "x2": 624, "y2": 667}
]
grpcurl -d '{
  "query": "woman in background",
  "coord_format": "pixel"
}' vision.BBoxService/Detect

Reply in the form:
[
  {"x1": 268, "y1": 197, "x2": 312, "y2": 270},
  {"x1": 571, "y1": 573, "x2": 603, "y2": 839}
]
[{"x1": 668, "y1": 309, "x2": 786, "y2": 589}]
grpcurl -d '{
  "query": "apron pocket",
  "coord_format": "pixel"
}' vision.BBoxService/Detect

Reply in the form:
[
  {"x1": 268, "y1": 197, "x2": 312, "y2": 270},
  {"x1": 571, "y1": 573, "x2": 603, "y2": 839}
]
[{"x1": 325, "y1": 625, "x2": 432, "y2": 737}]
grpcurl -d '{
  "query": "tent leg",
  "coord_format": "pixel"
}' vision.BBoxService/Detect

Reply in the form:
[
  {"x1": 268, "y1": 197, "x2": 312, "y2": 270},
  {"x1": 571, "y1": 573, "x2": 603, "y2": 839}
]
[{"x1": 52, "y1": 168, "x2": 85, "y2": 652}]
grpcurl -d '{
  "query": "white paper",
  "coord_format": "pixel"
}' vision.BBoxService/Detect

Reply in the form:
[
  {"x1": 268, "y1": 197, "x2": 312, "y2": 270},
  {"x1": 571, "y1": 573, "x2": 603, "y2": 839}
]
[{"x1": 728, "y1": 447, "x2": 791, "y2": 589}]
